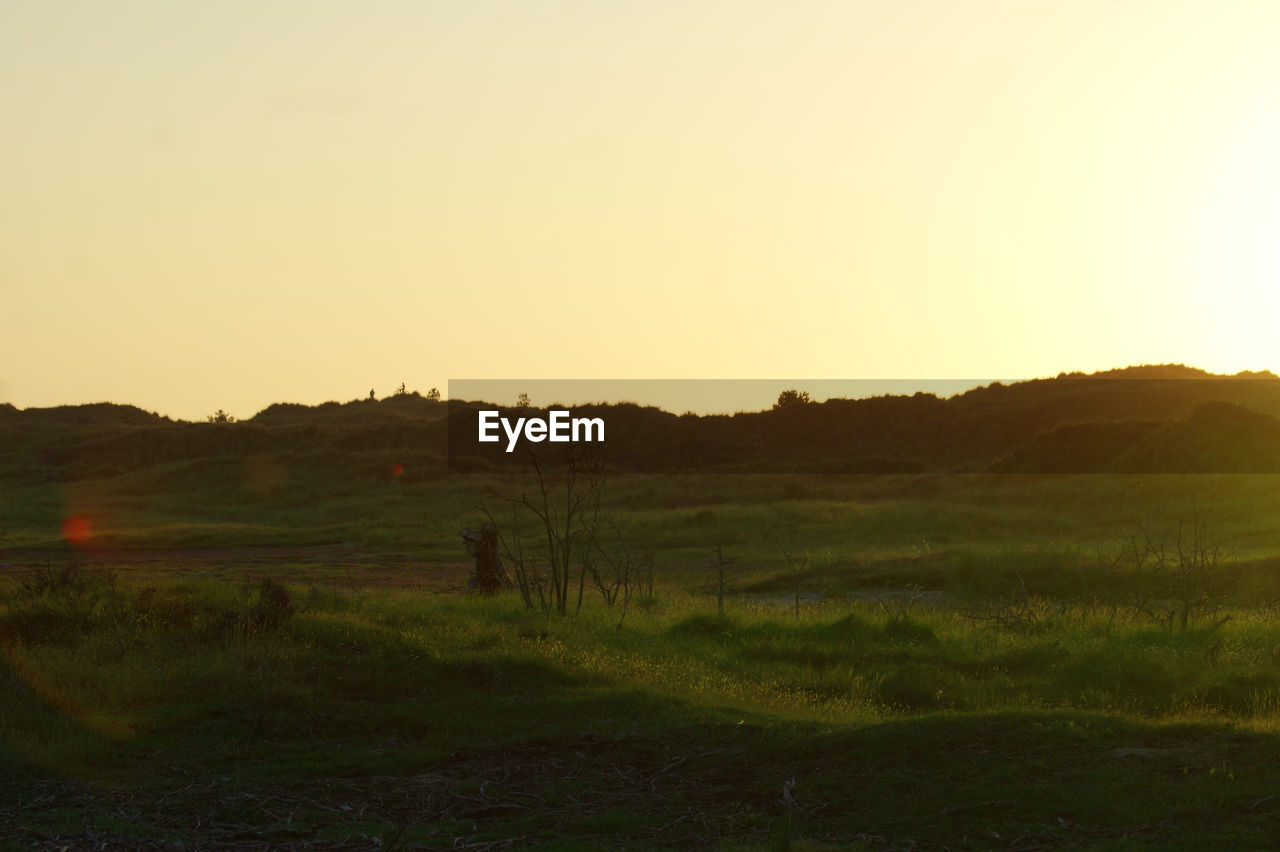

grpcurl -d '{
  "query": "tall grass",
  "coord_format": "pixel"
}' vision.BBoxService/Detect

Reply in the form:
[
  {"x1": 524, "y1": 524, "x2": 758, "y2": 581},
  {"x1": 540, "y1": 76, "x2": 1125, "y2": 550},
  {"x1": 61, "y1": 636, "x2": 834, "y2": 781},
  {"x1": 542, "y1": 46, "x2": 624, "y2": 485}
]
[
  {"x1": 9, "y1": 562, "x2": 1280, "y2": 847},
  {"x1": 8, "y1": 569, "x2": 1280, "y2": 777},
  {"x1": 13, "y1": 471, "x2": 1280, "y2": 582}
]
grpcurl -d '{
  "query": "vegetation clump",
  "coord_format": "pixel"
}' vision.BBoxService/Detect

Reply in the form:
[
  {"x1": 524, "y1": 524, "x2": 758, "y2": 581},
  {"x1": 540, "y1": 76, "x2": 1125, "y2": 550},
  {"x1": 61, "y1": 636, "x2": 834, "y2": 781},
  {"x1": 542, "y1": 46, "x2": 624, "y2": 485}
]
[{"x1": 1, "y1": 567, "x2": 294, "y2": 647}]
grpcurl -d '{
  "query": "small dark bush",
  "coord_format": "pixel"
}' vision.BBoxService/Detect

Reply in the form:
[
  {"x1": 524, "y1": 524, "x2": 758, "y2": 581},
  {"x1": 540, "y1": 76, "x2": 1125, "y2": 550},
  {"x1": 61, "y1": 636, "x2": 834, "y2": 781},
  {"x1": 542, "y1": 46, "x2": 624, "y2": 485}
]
[
  {"x1": 880, "y1": 616, "x2": 938, "y2": 645},
  {"x1": 823, "y1": 612, "x2": 874, "y2": 639},
  {"x1": 670, "y1": 614, "x2": 737, "y2": 638},
  {"x1": 2, "y1": 563, "x2": 124, "y2": 644},
  {"x1": 20, "y1": 562, "x2": 115, "y2": 599},
  {"x1": 877, "y1": 670, "x2": 944, "y2": 710},
  {"x1": 249, "y1": 579, "x2": 294, "y2": 632}
]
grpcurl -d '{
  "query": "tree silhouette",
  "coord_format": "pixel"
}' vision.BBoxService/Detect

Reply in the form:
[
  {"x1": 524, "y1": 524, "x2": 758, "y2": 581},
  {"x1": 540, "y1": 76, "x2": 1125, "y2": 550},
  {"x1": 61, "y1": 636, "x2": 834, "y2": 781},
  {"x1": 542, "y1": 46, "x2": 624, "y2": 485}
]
[{"x1": 773, "y1": 389, "x2": 811, "y2": 410}]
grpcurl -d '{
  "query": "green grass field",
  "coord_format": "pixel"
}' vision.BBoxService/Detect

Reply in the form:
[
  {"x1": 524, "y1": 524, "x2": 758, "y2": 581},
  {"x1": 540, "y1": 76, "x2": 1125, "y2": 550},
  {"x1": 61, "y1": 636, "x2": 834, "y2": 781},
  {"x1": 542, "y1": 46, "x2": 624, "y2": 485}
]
[{"x1": 6, "y1": 467, "x2": 1280, "y2": 848}]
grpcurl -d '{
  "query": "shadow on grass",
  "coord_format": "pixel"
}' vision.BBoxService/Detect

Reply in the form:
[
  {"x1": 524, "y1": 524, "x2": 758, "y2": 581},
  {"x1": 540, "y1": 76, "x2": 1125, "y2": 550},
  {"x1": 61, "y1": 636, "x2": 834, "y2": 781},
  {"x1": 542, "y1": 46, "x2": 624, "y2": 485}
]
[{"x1": 8, "y1": 668, "x2": 1280, "y2": 850}]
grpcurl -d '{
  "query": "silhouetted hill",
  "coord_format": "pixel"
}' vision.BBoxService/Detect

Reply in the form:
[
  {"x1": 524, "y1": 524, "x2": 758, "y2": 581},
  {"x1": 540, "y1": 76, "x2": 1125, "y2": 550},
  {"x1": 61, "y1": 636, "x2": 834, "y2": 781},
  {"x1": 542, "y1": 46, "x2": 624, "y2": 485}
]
[
  {"x1": 447, "y1": 368, "x2": 1280, "y2": 473},
  {"x1": 248, "y1": 393, "x2": 446, "y2": 427},
  {"x1": 6, "y1": 366, "x2": 1280, "y2": 480},
  {"x1": 7, "y1": 402, "x2": 169, "y2": 429},
  {"x1": 1114, "y1": 402, "x2": 1280, "y2": 473},
  {"x1": 0, "y1": 395, "x2": 450, "y2": 483},
  {"x1": 991, "y1": 421, "x2": 1164, "y2": 473}
]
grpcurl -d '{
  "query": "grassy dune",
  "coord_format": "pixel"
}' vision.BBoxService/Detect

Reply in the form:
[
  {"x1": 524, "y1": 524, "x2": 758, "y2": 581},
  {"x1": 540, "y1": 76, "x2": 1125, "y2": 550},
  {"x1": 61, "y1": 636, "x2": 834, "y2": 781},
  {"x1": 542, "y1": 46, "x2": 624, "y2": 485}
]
[
  {"x1": 7, "y1": 465, "x2": 1280, "y2": 847},
  {"x1": 6, "y1": 567, "x2": 1280, "y2": 848}
]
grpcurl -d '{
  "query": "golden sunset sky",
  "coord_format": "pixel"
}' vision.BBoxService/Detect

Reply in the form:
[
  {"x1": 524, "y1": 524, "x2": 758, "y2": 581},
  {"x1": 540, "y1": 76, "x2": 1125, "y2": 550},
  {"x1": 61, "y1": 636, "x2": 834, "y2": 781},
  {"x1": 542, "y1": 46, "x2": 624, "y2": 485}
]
[{"x1": 4, "y1": 1, "x2": 1279, "y2": 420}]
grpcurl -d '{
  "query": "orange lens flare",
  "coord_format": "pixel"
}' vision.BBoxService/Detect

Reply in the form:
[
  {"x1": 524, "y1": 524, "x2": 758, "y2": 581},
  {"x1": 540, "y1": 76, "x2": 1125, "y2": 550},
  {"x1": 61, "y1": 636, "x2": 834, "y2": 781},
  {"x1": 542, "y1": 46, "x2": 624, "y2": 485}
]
[
  {"x1": 391, "y1": 462, "x2": 405, "y2": 477},
  {"x1": 61, "y1": 514, "x2": 91, "y2": 544}
]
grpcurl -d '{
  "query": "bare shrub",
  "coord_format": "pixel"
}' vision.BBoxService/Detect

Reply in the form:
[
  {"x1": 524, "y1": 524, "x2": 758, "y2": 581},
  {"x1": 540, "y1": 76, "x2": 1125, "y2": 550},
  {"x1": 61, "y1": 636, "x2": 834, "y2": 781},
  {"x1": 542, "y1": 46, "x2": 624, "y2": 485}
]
[
  {"x1": 962, "y1": 573, "x2": 1044, "y2": 636},
  {"x1": 1105, "y1": 502, "x2": 1233, "y2": 631},
  {"x1": 482, "y1": 447, "x2": 605, "y2": 616},
  {"x1": 588, "y1": 522, "x2": 654, "y2": 629}
]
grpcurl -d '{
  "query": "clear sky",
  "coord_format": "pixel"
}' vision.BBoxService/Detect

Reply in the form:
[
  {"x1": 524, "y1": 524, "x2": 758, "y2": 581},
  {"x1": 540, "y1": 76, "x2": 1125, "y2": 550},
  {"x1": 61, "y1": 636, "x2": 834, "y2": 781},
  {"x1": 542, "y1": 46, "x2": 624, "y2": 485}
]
[{"x1": 4, "y1": 1, "x2": 1279, "y2": 420}]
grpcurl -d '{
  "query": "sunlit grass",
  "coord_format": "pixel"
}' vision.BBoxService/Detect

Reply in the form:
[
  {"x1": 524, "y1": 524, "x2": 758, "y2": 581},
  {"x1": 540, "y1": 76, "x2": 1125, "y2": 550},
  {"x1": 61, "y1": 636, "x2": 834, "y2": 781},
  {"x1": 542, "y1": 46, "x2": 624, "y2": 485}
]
[
  {"x1": 10, "y1": 471, "x2": 1280, "y2": 844},
  {"x1": 10, "y1": 573, "x2": 1280, "y2": 752},
  {"x1": 8, "y1": 562, "x2": 1280, "y2": 846}
]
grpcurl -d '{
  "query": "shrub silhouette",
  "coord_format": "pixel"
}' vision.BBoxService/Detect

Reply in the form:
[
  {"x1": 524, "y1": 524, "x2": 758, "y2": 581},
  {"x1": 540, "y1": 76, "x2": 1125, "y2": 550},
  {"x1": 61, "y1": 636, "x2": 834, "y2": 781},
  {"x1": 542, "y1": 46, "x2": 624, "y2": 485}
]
[
  {"x1": 773, "y1": 389, "x2": 811, "y2": 410},
  {"x1": 249, "y1": 579, "x2": 294, "y2": 632}
]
